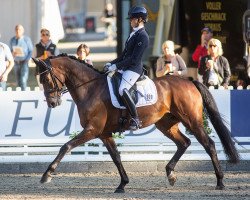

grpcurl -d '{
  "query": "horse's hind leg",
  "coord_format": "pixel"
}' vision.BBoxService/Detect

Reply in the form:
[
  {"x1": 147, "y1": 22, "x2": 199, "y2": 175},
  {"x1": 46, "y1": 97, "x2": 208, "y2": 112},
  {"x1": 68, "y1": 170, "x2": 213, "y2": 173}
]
[
  {"x1": 155, "y1": 114, "x2": 191, "y2": 186},
  {"x1": 101, "y1": 136, "x2": 129, "y2": 193},
  {"x1": 190, "y1": 125, "x2": 225, "y2": 190},
  {"x1": 40, "y1": 129, "x2": 96, "y2": 183}
]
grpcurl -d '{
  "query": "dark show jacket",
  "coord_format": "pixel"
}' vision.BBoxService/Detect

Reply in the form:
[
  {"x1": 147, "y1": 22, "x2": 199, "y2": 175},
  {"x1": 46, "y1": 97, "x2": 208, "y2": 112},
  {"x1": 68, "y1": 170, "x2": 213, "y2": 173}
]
[{"x1": 111, "y1": 27, "x2": 149, "y2": 75}]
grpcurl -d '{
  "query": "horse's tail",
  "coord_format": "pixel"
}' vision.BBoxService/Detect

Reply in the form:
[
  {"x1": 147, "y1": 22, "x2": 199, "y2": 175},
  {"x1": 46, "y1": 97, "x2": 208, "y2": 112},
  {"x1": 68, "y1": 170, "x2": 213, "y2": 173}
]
[{"x1": 192, "y1": 80, "x2": 240, "y2": 163}]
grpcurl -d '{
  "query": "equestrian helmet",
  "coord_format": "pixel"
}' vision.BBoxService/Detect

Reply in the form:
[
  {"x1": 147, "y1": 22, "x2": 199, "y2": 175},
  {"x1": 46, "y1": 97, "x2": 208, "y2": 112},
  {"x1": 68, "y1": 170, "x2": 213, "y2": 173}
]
[{"x1": 128, "y1": 6, "x2": 148, "y2": 22}]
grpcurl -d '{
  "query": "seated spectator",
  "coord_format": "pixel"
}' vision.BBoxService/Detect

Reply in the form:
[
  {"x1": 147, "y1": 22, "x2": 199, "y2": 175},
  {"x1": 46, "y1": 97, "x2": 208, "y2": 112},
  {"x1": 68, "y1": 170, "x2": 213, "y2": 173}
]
[
  {"x1": 156, "y1": 40, "x2": 187, "y2": 77},
  {"x1": 33, "y1": 28, "x2": 59, "y2": 90},
  {"x1": 199, "y1": 38, "x2": 231, "y2": 89},
  {"x1": 76, "y1": 44, "x2": 93, "y2": 66}
]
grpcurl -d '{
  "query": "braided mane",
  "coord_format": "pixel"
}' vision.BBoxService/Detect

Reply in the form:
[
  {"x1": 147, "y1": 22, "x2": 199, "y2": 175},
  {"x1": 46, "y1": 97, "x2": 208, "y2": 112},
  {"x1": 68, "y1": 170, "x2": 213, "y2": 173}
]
[{"x1": 50, "y1": 53, "x2": 104, "y2": 74}]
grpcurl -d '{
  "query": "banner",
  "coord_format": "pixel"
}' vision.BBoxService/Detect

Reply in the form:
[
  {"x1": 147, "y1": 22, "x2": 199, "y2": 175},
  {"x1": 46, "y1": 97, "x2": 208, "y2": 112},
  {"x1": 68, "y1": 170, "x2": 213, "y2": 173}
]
[
  {"x1": 183, "y1": 0, "x2": 248, "y2": 77},
  {"x1": 0, "y1": 89, "x2": 249, "y2": 140}
]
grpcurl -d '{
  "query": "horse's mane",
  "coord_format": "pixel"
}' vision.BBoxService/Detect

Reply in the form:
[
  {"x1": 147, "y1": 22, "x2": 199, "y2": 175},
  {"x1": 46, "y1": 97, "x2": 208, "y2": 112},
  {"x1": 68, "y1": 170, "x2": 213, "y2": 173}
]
[{"x1": 50, "y1": 53, "x2": 104, "y2": 74}]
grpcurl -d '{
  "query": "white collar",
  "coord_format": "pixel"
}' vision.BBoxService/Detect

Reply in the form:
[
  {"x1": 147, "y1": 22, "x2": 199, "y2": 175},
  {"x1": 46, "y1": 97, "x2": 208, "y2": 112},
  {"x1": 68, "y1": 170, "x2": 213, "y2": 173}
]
[{"x1": 132, "y1": 25, "x2": 144, "y2": 32}]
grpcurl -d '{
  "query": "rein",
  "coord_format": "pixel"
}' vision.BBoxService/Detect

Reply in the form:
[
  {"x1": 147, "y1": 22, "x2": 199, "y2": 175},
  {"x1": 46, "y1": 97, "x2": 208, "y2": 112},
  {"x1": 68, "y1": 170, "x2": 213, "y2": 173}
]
[{"x1": 62, "y1": 75, "x2": 104, "y2": 94}]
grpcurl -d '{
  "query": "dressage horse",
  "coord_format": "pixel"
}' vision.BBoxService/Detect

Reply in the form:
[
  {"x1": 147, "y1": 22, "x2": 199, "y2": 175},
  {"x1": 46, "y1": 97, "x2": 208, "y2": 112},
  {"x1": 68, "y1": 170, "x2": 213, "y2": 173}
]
[{"x1": 32, "y1": 55, "x2": 239, "y2": 193}]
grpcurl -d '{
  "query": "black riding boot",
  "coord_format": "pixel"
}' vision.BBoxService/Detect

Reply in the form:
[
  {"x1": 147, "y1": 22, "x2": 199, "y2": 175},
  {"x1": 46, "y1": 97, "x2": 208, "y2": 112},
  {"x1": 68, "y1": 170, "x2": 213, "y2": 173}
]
[{"x1": 121, "y1": 89, "x2": 142, "y2": 130}]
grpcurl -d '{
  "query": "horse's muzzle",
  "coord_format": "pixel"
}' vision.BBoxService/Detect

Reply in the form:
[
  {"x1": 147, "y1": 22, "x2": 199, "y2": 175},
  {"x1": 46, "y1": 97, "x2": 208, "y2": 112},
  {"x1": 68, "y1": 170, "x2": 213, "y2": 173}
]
[{"x1": 46, "y1": 97, "x2": 62, "y2": 108}]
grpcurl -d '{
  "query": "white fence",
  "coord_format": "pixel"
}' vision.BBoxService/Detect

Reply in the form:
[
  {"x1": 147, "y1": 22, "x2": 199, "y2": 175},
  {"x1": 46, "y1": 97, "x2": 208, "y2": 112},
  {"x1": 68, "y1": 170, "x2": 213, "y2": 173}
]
[
  {"x1": 0, "y1": 87, "x2": 250, "y2": 163},
  {"x1": 0, "y1": 134, "x2": 250, "y2": 163}
]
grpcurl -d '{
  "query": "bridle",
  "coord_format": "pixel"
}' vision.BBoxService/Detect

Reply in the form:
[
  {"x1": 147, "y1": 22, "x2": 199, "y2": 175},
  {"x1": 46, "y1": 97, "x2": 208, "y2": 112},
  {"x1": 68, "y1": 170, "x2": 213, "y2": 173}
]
[
  {"x1": 38, "y1": 59, "x2": 66, "y2": 99},
  {"x1": 38, "y1": 59, "x2": 103, "y2": 96}
]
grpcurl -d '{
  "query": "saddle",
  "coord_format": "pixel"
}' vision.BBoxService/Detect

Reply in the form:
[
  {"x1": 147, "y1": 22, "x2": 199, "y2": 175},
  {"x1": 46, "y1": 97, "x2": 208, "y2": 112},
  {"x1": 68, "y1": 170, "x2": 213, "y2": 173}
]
[
  {"x1": 110, "y1": 72, "x2": 144, "y2": 106},
  {"x1": 107, "y1": 72, "x2": 158, "y2": 109}
]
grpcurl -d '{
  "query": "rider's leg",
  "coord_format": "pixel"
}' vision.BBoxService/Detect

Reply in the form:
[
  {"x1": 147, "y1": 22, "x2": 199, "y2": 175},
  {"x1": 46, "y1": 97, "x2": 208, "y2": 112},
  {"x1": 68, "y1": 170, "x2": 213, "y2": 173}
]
[
  {"x1": 119, "y1": 70, "x2": 141, "y2": 130},
  {"x1": 121, "y1": 88, "x2": 141, "y2": 130}
]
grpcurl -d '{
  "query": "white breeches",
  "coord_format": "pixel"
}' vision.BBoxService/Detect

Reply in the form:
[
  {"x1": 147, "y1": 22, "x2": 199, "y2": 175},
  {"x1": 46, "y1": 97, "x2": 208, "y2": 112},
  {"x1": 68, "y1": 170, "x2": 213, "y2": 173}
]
[{"x1": 119, "y1": 70, "x2": 140, "y2": 96}]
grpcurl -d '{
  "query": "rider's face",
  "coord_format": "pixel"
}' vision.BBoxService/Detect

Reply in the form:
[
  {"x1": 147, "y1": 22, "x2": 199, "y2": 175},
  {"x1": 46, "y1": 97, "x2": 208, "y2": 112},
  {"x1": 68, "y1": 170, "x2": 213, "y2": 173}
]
[{"x1": 130, "y1": 18, "x2": 139, "y2": 28}]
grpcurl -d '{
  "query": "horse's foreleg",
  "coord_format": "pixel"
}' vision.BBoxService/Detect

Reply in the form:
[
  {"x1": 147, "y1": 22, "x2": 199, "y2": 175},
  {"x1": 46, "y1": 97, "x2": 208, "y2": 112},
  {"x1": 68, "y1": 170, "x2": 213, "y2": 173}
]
[
  {"x1": 40, "y1": 129, "x2": 95, "y2": 184},
  {"x1": 101, "y1": 136, "x2": 129, "y2": 193}
]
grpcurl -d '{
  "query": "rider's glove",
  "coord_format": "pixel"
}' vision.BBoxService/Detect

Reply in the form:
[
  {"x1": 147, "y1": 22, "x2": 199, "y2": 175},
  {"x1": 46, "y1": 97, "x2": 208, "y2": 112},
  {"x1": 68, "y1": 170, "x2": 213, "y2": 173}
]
[
  {"x1": 103, "y1": 62, "x2": 111, "y2": 73},
  {"x1": 108, "y1": 64, "x2": 117, "y2": 72}
]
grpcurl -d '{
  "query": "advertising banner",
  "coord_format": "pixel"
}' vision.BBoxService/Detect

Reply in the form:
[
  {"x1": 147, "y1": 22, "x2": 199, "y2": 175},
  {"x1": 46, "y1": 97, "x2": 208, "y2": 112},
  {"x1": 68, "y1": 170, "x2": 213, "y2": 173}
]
[{"x1": 0, "y1": 89, "x2": 236, "y2": 141}]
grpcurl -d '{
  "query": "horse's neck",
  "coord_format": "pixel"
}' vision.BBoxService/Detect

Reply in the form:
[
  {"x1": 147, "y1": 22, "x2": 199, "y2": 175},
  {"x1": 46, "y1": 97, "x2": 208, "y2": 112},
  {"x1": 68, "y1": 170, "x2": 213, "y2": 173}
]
[
  {"x1": 65, "y1": 62, "x2": 98, "y2": 85},
  {"x1": 64, "y1": 62, "x2": 100, "y2": 102}
]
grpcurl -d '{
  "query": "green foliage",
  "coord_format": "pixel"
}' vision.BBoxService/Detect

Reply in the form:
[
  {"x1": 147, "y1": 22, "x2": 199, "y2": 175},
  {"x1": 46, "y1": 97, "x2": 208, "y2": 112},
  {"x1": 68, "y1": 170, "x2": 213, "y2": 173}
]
[
  {"x1": 202, "y1": 111, "x2": 213, "y2": 135},
  {"x1": 186, "y1": 111, "x2": 213, "y2": 135},
  {"x1": 69, "y1": 130, "x2": 81, "y2": 139},
  {"x1": 112, "y1": 132, "x2": 125, "y2": 139}
]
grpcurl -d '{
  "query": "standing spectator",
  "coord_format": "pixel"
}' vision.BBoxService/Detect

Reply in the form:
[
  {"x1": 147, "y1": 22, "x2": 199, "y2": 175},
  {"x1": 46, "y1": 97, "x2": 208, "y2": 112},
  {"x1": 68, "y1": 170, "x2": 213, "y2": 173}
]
[
  {"x1": 199, "y1": 38, "x2": 231, "y2": 89},
  {"x1": 0, "y1": 42, "x2": 14, "y2": 90},
  {"x1": 192, "y1": 27, "x2": 213, "y2": 82},
  {"x1": 156, "y1": 40, "x2": 187, "y2": 77},
  {"x1": 101, "y1": 2, "x2": 116, "y2": 41},
  {"x1": 10, "y1": 24, "x2": 33, "y2": 90},
  {"x1": 76, "y1": 43, "x2": 93, "y2": 66},
  {"x1": 33, "y1": 28, "x2": 59, "y2": 89}
]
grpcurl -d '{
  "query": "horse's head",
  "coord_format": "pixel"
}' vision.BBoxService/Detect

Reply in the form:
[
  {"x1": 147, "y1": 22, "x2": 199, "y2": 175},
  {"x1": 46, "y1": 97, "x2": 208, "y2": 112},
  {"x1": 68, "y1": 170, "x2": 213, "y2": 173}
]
[{"x1": 32, "y1": 58, "x2": 65, "y2": 108}]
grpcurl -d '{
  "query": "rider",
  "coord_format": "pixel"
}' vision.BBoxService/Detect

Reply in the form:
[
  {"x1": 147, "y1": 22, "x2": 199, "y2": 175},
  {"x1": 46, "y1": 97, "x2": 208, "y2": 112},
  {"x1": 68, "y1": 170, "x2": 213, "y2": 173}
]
[{"x1": 104, "y1": 6, "x2": 149, "y2": 130}]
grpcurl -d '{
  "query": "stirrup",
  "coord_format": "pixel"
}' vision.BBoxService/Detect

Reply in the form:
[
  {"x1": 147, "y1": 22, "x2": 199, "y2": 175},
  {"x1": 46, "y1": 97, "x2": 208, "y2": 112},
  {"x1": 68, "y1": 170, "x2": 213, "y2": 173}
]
[{"x1": 129, "y1": 118, "x2": 142, "y2": 130}]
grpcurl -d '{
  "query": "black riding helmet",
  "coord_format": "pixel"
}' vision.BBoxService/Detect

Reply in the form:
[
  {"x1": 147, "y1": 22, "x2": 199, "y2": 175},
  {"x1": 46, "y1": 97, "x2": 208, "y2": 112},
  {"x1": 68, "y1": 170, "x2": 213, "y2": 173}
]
[{"x1": 127, "y1": 6, "x2": 148, "y2": 22}]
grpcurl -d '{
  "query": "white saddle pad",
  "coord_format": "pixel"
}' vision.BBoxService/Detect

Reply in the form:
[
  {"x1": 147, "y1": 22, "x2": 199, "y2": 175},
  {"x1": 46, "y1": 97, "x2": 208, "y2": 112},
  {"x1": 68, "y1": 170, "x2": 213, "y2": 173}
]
[{"x1": 107, "y1": 75, "x2": 158, "y2": 109}]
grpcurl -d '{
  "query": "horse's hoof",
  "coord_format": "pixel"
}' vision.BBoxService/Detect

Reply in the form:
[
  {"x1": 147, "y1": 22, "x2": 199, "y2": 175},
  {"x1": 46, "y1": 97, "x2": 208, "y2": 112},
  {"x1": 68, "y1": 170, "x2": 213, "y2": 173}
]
[
  {"x1": 40, "y1": 174, "x2": 52, "y2": 183},
  {"x1": 114, "y1": 188, "x2": 125, "y2": 193},
  {"x1": 215, "y1": 185, "x2": 225, "y2": 190},
  {"x1": 168, "y1": 173, "x2": 177, "y2": 186}
]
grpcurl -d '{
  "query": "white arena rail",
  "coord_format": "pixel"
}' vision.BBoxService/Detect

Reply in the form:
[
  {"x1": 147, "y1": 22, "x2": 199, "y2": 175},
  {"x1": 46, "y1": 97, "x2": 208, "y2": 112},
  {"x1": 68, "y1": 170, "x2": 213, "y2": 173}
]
[{"x1": 0, "y1": 135, "x2": 249, "y2": 163}]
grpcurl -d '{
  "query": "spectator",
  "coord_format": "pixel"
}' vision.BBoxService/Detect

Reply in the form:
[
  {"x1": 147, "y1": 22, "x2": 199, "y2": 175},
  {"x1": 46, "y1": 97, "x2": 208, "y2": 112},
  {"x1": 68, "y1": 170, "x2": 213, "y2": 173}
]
[
  {"x1": 0, "y1": 42, "x2": 14, "y2": 90},
  {"x1": 192, "y1": 27, "x2": 213, "y2": 82},
  {"x1": 101, "y1": 2, "x2": 116, "y2": 41},
  {"x1": 10, "y1": 24, "x2": 33, "y2": 90},
  {"x1": 199, "y1": 38, "x2": 231, "y2": 89},
  {"x1": 33, "y1": 28, "x2": 59, "y2": 89},
  {"x1": 156, "y1": 40, "x2": 187, "y2": 77},
  {"x1": 76, "y1": 44, "x2": 93, "y2": 66}
]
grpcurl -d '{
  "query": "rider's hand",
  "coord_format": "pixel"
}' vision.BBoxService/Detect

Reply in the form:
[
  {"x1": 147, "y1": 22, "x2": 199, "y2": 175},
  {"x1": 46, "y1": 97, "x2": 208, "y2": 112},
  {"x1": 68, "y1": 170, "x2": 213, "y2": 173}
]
[
  {"x1": 103, "y1": 62, "x2": 111, "y2": 72},
  {"x1": 108, "y1": 64, "x2": 117, "y2": 72}
]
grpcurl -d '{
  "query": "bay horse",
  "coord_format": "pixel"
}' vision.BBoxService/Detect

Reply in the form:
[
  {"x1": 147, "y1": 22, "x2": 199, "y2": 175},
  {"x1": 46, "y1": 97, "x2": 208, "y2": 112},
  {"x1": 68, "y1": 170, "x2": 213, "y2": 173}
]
[{"x1": 32, "y1": 55, "x2": 239, "y2": 193}]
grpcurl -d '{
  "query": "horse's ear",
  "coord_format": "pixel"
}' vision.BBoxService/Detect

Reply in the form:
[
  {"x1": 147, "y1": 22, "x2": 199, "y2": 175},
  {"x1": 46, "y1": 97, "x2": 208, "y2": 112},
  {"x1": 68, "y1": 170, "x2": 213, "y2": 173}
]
[
  {"x1": 32, "y1": 57, "x2": 40, "y2": 65},
  {"x1": 32, "y1": 57, "x2": 48, "y2": 73}
]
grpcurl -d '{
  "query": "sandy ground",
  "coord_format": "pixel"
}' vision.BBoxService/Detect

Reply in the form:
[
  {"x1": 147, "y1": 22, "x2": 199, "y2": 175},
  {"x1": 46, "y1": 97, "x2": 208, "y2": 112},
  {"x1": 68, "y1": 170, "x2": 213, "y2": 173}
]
[{"x1": 0, "y1": 171, "x2": 249, "y2": 200}]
